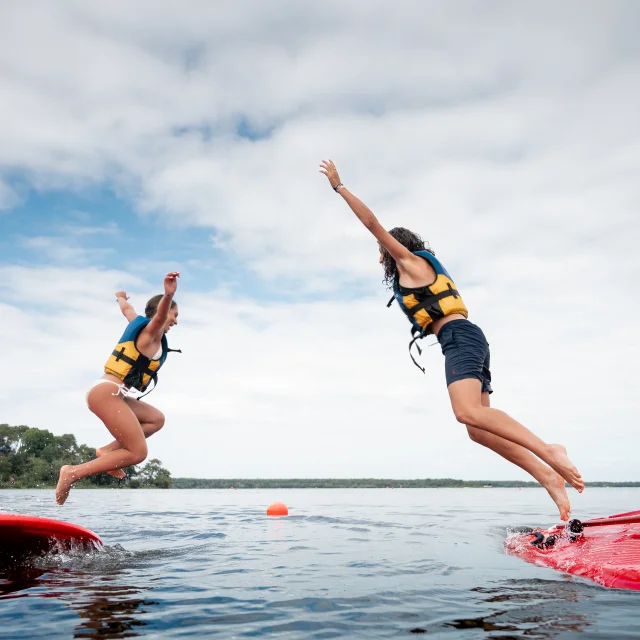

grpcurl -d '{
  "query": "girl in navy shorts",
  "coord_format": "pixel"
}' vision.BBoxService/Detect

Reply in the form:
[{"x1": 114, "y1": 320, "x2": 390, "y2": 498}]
[{"x1": 320, "y1": 159, "x2": 583, "y2": 521}]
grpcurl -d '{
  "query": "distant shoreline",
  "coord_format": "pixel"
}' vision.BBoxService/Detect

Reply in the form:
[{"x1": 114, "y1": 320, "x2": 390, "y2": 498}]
[
  {"x1": 171, "y1": 479, "x2": 640, "y2": 489},
  {"x1": 2, "y1": 481, "x2": 640, "y2": 490}
]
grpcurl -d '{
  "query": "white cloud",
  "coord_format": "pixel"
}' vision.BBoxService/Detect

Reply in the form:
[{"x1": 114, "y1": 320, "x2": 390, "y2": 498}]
[
  {"x1": 0, "y1": 179, "x2": 20, "y2": 210},
  {"x1": 1, "y1": 1, "x2": 639, "y2": 487},
  {"x1": 20, "y1": 236, "x2": 116, "y2": 264}
]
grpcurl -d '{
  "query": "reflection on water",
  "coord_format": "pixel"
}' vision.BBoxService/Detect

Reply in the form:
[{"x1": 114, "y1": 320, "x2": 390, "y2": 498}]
[
  {"x1": 1, "y1": 555, "x2": 155, "y2": 639},
  {"x1": 464, "y1": 580, "x2": 593, "y2": 638},
  {"x1": 71, "y1": 586, "x2": 155, "y2": 639},
  {"x1": 0, "y1": 566, "x2": 47, "y2": 598},
  {"x1": 405, "y1": 579, "x2": 595, "y2": 638}
]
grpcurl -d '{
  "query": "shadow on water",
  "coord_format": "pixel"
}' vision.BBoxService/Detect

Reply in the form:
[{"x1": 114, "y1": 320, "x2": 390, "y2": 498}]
[
  {"x1": 407, "y1": 579, "x2": 595, "y2": 638},
  {"x1": 0, "y1": 547, "x2": 157, "y2": 639}
]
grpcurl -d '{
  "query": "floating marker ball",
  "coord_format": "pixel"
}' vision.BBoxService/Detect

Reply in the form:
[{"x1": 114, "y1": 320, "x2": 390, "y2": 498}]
[{"x1": 267, "y1": 502, "x2": 288, "y2": 517}]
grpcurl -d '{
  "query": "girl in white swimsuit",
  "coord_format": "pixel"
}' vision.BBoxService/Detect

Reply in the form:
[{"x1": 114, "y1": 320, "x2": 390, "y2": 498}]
[{"x1": 56, "y1": 272, "x2": 180, "y2": 505}]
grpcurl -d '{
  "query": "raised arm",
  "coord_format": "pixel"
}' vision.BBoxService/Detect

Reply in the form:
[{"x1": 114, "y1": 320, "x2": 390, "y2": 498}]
[
  {"x1": 115, "y1": 291, "x2": 138, "y2": 323},
  {"x1": 319, "y1": 159, "x2": 414, "y2": 265},
  {"x1": 144, "y1": 272, "x2": 180, "y2": 339}
]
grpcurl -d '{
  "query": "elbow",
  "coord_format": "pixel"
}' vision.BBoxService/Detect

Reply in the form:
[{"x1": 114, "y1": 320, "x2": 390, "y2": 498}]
[{"x1": 362, "y1": 214, "x2": 377, "y2": 230}]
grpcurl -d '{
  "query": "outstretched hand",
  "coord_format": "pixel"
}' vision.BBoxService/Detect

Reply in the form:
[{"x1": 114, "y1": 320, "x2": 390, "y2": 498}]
[
  {"x1": 319, "y1": 159, "x2": 342, "y2": 190},
  {"x1": 115, "y1": 291, "x2": 129, "y2": 300},
  {"x1": 164, "y1": 272, "x2": 180, "y2": 296}
]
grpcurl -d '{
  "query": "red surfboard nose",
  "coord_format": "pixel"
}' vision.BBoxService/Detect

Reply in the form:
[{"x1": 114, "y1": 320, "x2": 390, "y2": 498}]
[{"x1": 0, "y1": 514, "x2": 102, "y2": 562}]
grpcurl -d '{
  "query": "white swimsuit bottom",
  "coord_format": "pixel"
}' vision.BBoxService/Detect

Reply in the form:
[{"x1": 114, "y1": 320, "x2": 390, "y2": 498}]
[{"x1": 86, "y1": 379, "x2": 135, "y2": 405}]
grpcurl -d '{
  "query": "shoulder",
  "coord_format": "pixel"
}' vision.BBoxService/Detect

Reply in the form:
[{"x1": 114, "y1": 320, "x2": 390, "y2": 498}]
[
  {"x1": 413, "y1": 249, "x2": 439, "y2": 266},
  {"x1": 124, "y1": 315, "x2": 150, "y2": 337},
  {"x1": 117, "y1": 315, "x2": 150, "y2": 343},
  {"x1": 413, "y1": 250, "x2": 452, "y2": 278},
  {"x1": 128, "y1": 315, "x2": 150, "y2": 328}
]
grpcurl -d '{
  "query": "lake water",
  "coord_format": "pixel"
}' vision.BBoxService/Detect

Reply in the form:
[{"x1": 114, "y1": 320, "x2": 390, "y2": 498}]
[{"x1": 1, "y1": 487, "x2": 640, "y2": 638}]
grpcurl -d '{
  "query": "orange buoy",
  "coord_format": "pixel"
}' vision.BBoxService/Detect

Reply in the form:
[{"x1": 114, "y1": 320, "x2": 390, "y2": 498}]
[{"x1": 267, "y1": 502, "x2": 288, "y2": 517}]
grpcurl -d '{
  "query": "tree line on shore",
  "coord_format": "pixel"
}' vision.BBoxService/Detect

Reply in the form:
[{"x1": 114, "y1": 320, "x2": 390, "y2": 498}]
[
  {"x1": 172, "y1": 478, "x2": 640, "y2": 489},
  {"x1": 0, "y1": 424, "x2": 172, "y2": 489}
]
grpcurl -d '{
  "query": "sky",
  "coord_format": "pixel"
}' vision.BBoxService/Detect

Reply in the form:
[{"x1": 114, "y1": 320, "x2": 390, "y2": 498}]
[{"x1": 1, "y1": 1, "x2": 639, "y2": 484}]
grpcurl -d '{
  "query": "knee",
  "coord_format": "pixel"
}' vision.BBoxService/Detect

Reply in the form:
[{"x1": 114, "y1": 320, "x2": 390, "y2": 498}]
[
  {"x1": 467, "y1": 427, "x2": 485, "y2": 444},
  {"x1": 153, "y1": 411, "x2": 165, "y2": 432},
  {"x1": 151, "y1": 411, "x2": 164, "y2": 433},
  {"x1": 453, "y1": 406, "x2": 480, "y2": 427},
  {"x1": 131, "y1": 442, "x2": 148, "y2": 465}
]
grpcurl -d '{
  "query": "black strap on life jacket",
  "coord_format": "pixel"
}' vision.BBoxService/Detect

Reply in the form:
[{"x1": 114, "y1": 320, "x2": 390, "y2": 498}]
[
  {"x1": 401, "y1": 283, "x2": 460, "y2": 322},
  {"x1": 408, "y1": 328, "x2": 426, "y2": 374},
  {"x1": 111, "y1": 346, "x2": 182, "y2": 400},
  {"x1": 112, "y1": 348, "x2": 155, "y2": 377},
  {"x1": 407, "y1": 328, "x2": 442, "y2": 374},
  {"x1": 388, "y1": 285, "x2": 460, "y2": 373},
  {"x1": 136, "y1": 347, "x2": 182, "y2": 400}
]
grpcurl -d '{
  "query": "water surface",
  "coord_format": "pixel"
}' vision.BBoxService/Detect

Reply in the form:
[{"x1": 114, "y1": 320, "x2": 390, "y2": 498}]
[{"x1": 1, "y1": 488, "x2": 639, "y2": 638}]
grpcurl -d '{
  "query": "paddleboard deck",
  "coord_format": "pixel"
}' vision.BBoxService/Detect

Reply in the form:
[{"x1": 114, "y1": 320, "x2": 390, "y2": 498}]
[
  {"x1": 0, "y1": 514, "x2": 103, "y2": 562},
  {"x1": 505, "y1": 511, "x2": 640, "y2": 590}
]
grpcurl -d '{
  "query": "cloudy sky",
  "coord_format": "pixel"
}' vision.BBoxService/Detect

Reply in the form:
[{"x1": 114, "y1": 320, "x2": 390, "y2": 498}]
[{"x1": 1, "y1": 1, "x2": 638, "y2": 484}]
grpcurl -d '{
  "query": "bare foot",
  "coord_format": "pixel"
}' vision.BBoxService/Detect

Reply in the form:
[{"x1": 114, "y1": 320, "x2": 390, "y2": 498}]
[
  {"x1": 546, "y1": 444, "x2": 584, "y2": 493},
  {"x1": 541, "y1": 468, "x2": 571, "y2": 521},
  {"x1": 56, "y1": 465, "x2": 77, "y2": 505},
  {"x1": 96, "y1": 448, "x2": 126, "y2": 479}
]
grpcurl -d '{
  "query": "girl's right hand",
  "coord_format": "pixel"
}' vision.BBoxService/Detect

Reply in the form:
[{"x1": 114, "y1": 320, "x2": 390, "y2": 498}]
[
  {"x1": 164, "y1": 272, "x2": 180, "y2": 296},
  {"x1": 319, "y1": 159, "x2": 342, "y2": 190},
  {"x1": 115, "y1": 291, "x2": 129, "y2": 300}
]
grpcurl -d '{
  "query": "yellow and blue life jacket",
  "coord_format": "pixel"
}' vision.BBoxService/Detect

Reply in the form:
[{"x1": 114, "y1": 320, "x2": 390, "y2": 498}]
[
  {"x1": 387, "y1": 250, "x2": 468, "y2": 372},
  {"x1": 104, "y1": 315, "x2": 180, "y2": 395}
]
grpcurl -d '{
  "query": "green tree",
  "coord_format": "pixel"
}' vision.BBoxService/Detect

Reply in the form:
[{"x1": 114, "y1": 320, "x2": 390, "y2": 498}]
[
  {"x1": 0, "y1": 454, "x2": 11, "y2": 481},
  {"x1": 21, "y1": 428, "x2": 56, "y2": 458},
  {"x1": 137, "y1": 458, "x2": 173, "y2": 488},
  {"x1": 0, "y1": 424, "x2": 170, "y2": 489}
]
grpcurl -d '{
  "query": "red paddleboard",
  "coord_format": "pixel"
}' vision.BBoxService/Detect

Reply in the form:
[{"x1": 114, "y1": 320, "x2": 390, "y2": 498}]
[
  {"x1": 0, "y1": 514, "x2": 103, "y2": 561},
  {"x1": 505, "y1": 511, "x2": 640, "y2": 590}
]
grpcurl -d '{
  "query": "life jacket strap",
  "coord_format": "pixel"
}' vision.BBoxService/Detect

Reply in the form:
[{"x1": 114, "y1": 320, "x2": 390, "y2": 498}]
[
  {"x1": 110, "y1": 349, "x2": 156, "y2": 378},
  {"x1": 136, "y1": 375, "x2": 158, "y2": 401},
  {"x1": 135, "y1": 347, "x2": 182, "y2": 400},
  {"x1": 408, "y1": 331, "x2": 426, "y2": 374},
  {"x1": 404, "y1": 285, "x2": 460, "y2": 322}
]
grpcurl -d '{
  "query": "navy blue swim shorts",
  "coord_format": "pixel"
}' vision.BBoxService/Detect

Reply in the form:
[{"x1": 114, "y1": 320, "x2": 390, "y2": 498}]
[{"x1": 436, "y1": 319, "x2": 493, "y2": 394}]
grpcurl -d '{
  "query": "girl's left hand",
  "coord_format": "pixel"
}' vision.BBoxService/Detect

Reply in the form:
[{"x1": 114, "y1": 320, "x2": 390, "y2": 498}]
[
  {"x1": 319, "y1": 159, "x2": 342, "y2": 190},
  {"x1": 164, "y1": 272, "x2": 180, "y2": 296}
]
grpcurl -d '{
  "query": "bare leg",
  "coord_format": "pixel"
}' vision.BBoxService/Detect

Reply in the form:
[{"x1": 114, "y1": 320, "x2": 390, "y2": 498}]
[
  {"x1": 449, "y1": 378, "x2": 583, "y2": 492},
  {"x1": 56, "y1": 385, "x2": 148, "y2": 505},
  {"x1": 468, "y1": 392, "x2": 571, "y2": 520},
  {"x1": 96, "y1": 398, "x2": 165, "y2": 479}
]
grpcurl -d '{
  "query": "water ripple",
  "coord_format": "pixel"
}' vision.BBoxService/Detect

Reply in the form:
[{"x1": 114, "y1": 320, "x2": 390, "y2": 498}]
[{"x1": 2, "y1": 488, "x2": 640, "y2": 638}]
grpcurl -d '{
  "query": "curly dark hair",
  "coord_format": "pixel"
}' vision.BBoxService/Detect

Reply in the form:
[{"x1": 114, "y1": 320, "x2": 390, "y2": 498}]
[
  {"x1": 145, "y1": 294, "x2": 178, "y2": 318},
  {"x1": 381, "y1": 227, "x2": 435, "y2": 287}
]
